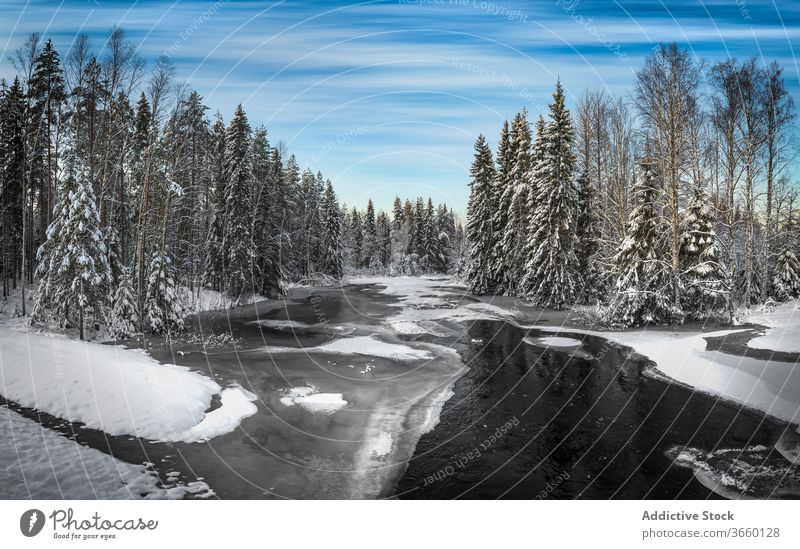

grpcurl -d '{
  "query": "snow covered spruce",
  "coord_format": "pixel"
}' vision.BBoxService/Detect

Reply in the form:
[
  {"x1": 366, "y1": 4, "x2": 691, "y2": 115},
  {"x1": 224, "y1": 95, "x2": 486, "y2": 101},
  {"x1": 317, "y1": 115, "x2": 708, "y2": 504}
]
[{"x1": 466, "y1": 44, "x2": 800, "y2": 327}]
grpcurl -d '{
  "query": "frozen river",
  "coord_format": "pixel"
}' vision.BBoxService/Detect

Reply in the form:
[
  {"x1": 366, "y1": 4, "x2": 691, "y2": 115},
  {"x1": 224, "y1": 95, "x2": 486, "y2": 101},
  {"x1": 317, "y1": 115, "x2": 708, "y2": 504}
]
[{"x1": 2, "y1": 279, "x2": 799, "y2": 499}]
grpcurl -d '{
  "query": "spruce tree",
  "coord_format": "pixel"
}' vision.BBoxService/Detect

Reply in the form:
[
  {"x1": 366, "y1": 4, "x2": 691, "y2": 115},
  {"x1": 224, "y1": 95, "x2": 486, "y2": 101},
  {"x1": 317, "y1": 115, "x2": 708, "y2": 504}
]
[
  {"x1": 144, "y1": 250, "x2": 185, "y2": 336},
  {"x1": 466, "y1": 135, "x2": 497, "y2": 294},
  {"x1": 202, "y1": 112, "x2": 226, "y2": 291},
  {"x1": 575, "y1": 171, "x2": 605, "y2": 304},
  {"x1": 32, "y1": 173, "x2": 77, "y2": 324},
  {"x1": 349, "y1": 207, "x2": 363, "y2": 270},
  {"x1": 222, "y1": 105, "x2": 255, "y2": 303},
  {"x1": 320, "y1": 181, "x2": 343, "y2": 279},
  {"x1": 376, "y1": 211, "x2": 392, "y2": 268},
  {"x1": 490, "y1": 120, "x2": 512, "y2": 292},
  {"x1": 521, "y1": 82, "x2": 578, "y2": 308},
  {"x1": 33, "y1": 169, "x2": 111, "y2": 339},
  {"x1": 679, "y1": 183, "x2": 729, "y2": 319},
  {"x1": 108, "y1": 267, "x2": 139, "y2": 339},
  {"x1": 496, "y1": 111, "x2": 531, "y2": 293},
  {"x1": 363, "y1": 199, "x2": 377, "y2": 269},
  {"x1": 609, "y1": 160, "x2": 679, "y2": 326},
  {"x1": 433, "y1": 203, "x2": 453, "y2": 273},
  {"x1": 421, "y1": 198, "x2": 437, "y2": 271},
  {"x1": 251, "y1": 128, "x2": 283, "y2": 297},
  {"x1": 392, "y1": 196, "x2": 404, "y2": 232},
  {"x1": 773, "y1": 247, "x2": 800, "y2": 301}
]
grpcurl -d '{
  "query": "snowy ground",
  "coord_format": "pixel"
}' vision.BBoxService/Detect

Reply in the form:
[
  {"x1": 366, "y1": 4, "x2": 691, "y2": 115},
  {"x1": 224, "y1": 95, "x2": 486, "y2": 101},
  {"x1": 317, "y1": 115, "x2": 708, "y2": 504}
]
[
  {"x1": 742, "y1": 300, "x2": 800, "y2": 353},
  {"x1": 0, "y1": 325, "x2": 256, "y2": 442},
  {"x1": 184, "y1": 288, "x2": 266, "y2": 314},
  {"x1": 0, "y1": 286, "x2": 258, "y2": 499},
  {"x1": 0, "y1": 405, "x2": 213, "y2": 499}
]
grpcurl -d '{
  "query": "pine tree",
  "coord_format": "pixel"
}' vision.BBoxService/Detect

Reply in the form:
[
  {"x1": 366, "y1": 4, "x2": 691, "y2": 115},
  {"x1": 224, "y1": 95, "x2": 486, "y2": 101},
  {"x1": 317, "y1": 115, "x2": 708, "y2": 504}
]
[
  {"x1": 320, "y1": 181, "x2": 343, "y2": 279},
  {"x1": 28, "y1": 39, "x2": 65, "y2": 233},
  {"x1": 222, "y1": 105, "x2": 255, "y2": 302},
  {"x1": 609, "y1": 159, "x2": 679, "y2": 326},
  {"x1": 679, "y1": 182, "x2": 729, "y2": 319},
  {"x1": 773, "y1": 247, "x2": 800, "y2": 301},
  {"x1": 108, "y1": 267, "x2": 138, "y2": 339},
  {"x1": 575, "y1": 171, "x2": 605, "y2": 304},
  {"x1": 144, "y1": 250, "x2": 185, "y2": 336},
  {"x1": 521, "y1": 82, "x2": 578, "y2": 308},
  {"x1": 0, "y1": 79, "x2": 25, "y2": 300}
]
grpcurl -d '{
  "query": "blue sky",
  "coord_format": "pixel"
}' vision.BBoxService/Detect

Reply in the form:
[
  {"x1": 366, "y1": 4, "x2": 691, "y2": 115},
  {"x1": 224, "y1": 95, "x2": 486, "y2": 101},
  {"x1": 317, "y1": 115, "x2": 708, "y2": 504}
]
[{"x1": 1, "y1": 0, "x2": 799, "y2": 215}]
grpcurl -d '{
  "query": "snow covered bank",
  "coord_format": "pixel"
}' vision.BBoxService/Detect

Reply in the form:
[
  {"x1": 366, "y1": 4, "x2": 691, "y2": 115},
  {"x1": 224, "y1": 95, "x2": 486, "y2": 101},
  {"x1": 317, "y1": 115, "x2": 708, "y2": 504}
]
[
  {"x1": 743, "y1": 300, "x2": 800, "y2": 353},
  {"x1": 184, "y1": 288, "x2": 267, "y2": 314},
  {"x1": 180, "y1": 386, "x2": 258, "y2": 442},
  {"x1": 263, "y1": 334, "x2": 433, "y2": 361},
  {"x1": 0, "y1": 328, "x2": 256, "y2": 442},
  {"x1": 0, "y1": 406, "x2": 212, "y2": 499},
  {"x1": 538, "y1": 326, "x2": 800, "y2": 425}
]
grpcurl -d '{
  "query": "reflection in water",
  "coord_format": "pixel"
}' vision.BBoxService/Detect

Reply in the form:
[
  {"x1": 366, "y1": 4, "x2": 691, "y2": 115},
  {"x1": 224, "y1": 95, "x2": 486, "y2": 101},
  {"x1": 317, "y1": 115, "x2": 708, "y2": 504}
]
[{"x1": 395, "y1": 320, "x2": 799, "y2": 499}]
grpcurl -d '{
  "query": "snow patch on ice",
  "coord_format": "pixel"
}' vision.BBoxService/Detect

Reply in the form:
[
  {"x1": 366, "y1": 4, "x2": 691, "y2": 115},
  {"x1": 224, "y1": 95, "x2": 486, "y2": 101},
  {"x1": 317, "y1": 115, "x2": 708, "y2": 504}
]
[
  {"x1": 349, "y1": 276, "x2": 519, "y2": 335},
  {"x1": 524, "y1": 336, "x2": 583, "y2": 348},
  {"x1": 279, "y1": 386, "x2": 347, "y2": 415},
  {"x1": 264, "y1": 335, "x2": 432, "y2": 361},
  {"x1": 389, "y1": 320, "x2": 429, "y2": 335},
  {"x1": 368, "y1": 431, "x2": 394, "y2": 458},
  {"x1": 248, "y1": 319, "x2": 317, "y2": 329}
]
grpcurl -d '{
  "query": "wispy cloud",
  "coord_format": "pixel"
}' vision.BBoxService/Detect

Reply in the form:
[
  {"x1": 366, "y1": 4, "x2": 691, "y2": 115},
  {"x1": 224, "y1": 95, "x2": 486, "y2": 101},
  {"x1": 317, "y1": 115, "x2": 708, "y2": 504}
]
[{"x1": 1, "y1": 0, "x2": 797, "y2": 213}]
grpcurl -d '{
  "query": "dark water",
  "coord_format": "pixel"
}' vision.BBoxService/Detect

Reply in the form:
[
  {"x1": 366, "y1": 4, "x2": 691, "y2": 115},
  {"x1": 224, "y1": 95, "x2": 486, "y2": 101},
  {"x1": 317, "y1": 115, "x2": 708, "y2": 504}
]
[{"x1": 395, "y1": 320, "x2": 799, "y2": 499}]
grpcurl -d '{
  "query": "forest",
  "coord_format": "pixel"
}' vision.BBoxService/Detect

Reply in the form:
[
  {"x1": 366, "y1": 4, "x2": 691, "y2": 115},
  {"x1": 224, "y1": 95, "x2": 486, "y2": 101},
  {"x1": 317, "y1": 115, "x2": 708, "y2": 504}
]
[
  {"x1": 466, "y1": 43, "x2": 800, "y2": 326},
  {"x1": 0, "y1": 29, "x2": 462, "y2": 340},
  {"x1": 2, "y1": 31, "x2": 798, "y2": 340}
]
